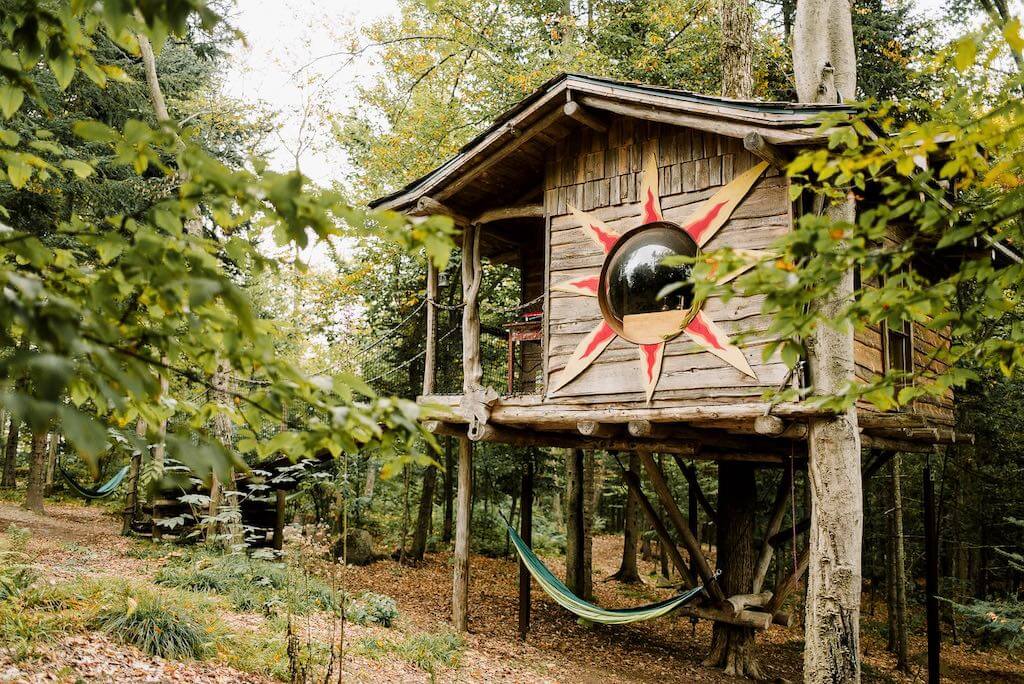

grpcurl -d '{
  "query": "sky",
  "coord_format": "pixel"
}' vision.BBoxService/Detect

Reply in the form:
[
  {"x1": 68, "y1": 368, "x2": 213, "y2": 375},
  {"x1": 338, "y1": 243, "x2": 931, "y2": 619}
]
[{"x1": 221, "y1": 0, "x2": 400, "y2": 186}]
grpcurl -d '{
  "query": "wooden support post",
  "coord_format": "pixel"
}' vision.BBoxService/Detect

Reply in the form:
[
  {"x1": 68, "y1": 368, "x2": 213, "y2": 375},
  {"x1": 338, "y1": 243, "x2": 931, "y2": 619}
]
[
  {"x1": 637, "y1": 451, "x2": 723, "y2": 599},
  {"x1": 619, "y1": 462, "x2": 694, "y2": 587},
  {"x1": 452, "y1": 437, "x2": 473, "y2": 631},
  {"x1": 272, "y1": 489, "x2": 287, "y2": 551},
  {"x1": 518, "y1": 453, "x2": 534, "y2": 640},
  {"x1": 753, "y1": 469, "x2": 792, "y2": 593},
  {"x1": 423, "y1": 261, "x2": 438, "y2": 396},
  {"x1": 924, "y1": 461, "x2": 940, "y2": 684}
]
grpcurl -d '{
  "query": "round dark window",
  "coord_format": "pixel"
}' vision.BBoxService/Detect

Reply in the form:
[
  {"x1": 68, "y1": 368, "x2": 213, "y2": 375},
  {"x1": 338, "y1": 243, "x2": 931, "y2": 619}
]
[{"x1": 598, "y1": 222, "x2": 699, "y2": 344}]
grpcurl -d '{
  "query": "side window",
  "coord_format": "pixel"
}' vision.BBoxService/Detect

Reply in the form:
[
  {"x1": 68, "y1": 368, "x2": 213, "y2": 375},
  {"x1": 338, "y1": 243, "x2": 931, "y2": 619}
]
[{"x1": 885, "y1": 320, "x2": 913, "y2": 378}]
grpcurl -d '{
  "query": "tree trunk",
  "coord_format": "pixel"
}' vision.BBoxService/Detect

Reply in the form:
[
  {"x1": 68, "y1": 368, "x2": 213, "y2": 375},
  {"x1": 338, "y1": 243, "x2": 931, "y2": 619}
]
[
  {"x1": 409, "y1": 464, "x2": 437, "y2": 562},
  {"x1": 720, "y1": 0, "x2": 754, "y2": 99},
  {"x1": 442, "y1": 438, "x2": 454, "y2": 542},
  {"x1": 565, "y1": 449, "x2": 593, "y2": 600},
  {"x1": 889, "y1": 454, "x2": 909, "y2": 672},
  {"x1": 794, "y1": 0, "x2": 861, "y2": 679},
  {"x1": 23, "y1": 431, "x2": 48, "y2": 514},
  {"x1": 44, "y1": 433, "x2": 58, "y2": 494},
  {"x1": 2, "y1": 414, "x2": 19, "y2": 489},
  {"x1": 122, "y1": 419, "x2": 147, "y2": 535},
  {"x1": 705, "y1": 462, "x2": 762, "y2": 679},
  {"x1": 611, "y1": 451, "x2": 642, "y2": 583},
  {"x1": 886, "y1": 498, "x2": 898, "y2": 652}
]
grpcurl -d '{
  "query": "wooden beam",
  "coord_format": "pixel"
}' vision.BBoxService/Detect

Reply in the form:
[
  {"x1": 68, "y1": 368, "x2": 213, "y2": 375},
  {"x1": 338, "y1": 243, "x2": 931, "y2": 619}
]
[
  {"x1": 629, "y1": 420, "x2": 796, "y2": 456},
  {"x1": 419, "y1": 396, "x2": 835, "y2": 427},
  {"x1": 861, "y1": 434, "x2": 937, "y2": 453},
  {"x1": 424, "y1": 421, "x2": 701, "y2": 456},
  {"x1": 452, "y1": 437, "x2": 473, "y2": 631},
  {"x1": 619, "y1": 461, "x2": 694, "y2": 587},
  {"x1": 576, "y1": 94, "x2": 817, "y2": 145},
  {"x1": 437, "y1": 106, "x2": 567, "y2": 202},
  {"x1": 423, "y1": 262, "x2": 438, "y2": 396},
  {"x1": 576, "y1": 421, "x2": 618, "y2": 438},
  {"x1": 752, "y1": 469, "x2": 792, "y2": 593},
  {"x1": 473, "y1": 204, "x2": 545, "y2": 225},
  {"x1": 676, "y1": 604, "x2": 772, "y2": 631},
  {"x1": 563, "y1": 100, "x2": 608, "y2": 132},
  {"x1": 743, "y1": 132, "x2": 791, "y2": 170},
  {"x1": 726, "y1": 591, "x2": 773, "y2": 614},
  {"x1": 413, "y1": 196, "x2": 469, "y2": 224},
  {"x1": 637, "y1": 451, "x2": 724, "y2": 601}
]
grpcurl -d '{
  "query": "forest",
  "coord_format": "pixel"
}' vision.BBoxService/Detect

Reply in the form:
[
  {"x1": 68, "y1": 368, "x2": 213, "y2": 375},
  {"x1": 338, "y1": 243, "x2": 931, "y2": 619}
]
[{"x1": 2, "y1": 0, "x2": 1024, "y2": 682}]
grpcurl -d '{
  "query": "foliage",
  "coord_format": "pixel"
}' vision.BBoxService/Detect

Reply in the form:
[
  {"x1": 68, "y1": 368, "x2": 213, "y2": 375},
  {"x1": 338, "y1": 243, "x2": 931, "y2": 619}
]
[
  {"x1": 346, "y1": 591, "x2": 399, "y2": 627},
  {"x1": 154, "y1": 550, "x2": 337, "y2": 615},
  {"x1": 218, "y1": 629, "x2": 330, "y2": 682},
  {"x1": 93, "y1": 586, "x2": 212, "y2": 660},
  {"x1": 0, "y1": 0, "x2": 456, "y2": 495},
  {"x1": 953, "y1": 598, "x2": 1024, "y2": 651}
]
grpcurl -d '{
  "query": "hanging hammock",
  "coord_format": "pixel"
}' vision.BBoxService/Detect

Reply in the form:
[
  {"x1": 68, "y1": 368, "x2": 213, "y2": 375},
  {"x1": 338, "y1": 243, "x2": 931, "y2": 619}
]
[
  {"x1": 59, "y1": 462, "x2": 130, "y2": 500},
  {"x1": 506, "y1": 524, "x2": 706, "y2": 625}
]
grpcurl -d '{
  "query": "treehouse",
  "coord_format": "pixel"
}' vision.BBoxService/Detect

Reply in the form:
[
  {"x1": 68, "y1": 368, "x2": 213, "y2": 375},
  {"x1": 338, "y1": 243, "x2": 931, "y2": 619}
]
[
  {"x1": 369, "y1": 73, "x2": 968, "y2": 637},
  {"x1": 371, "y1": 73, "x2": 959, "y2": 449}
]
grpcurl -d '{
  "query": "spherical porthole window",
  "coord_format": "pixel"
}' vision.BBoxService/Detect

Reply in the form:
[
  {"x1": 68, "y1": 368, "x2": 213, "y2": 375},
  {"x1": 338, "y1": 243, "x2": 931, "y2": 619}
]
[{"x1": 598, "y1": 221, "x2": 700, "y2": 345}]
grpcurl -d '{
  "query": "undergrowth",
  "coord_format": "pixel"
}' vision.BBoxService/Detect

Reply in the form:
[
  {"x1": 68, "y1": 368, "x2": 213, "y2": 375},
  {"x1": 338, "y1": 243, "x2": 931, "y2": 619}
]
[
  {"x1": 353, "y1": 629, "x2": 463, "y2": 676},
  {"x1": 155, "y1": 550, "x2": 337, "y2": 615}
]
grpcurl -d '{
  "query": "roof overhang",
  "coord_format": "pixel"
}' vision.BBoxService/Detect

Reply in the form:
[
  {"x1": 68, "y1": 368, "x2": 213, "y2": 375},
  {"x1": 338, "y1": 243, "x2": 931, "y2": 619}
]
[{"x1": 370, "y1": 73, "x2": 851, "y2": 213}]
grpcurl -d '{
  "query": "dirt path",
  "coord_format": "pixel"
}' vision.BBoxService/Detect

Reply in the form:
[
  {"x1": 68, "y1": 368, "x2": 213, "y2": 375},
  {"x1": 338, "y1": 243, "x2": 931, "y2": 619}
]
[{"x1": 1, "y1": 501, "x2": 1021, "y2": 683}]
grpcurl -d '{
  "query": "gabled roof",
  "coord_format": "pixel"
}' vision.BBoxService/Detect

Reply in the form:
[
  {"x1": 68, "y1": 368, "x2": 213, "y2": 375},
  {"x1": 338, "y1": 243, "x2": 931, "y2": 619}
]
[{"x1": 370, "y1": 73, "x2": 851, "y2": 212}]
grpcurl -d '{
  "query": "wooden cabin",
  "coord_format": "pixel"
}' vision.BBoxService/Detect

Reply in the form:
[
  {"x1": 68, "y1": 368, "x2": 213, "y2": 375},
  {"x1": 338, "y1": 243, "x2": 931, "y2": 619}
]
[
  {"x1": 371, "y1": 73, "x2": 959, "y2": 452},
  {"x1": 370, "y1": 73, "x2": 968, "y2": 638}
]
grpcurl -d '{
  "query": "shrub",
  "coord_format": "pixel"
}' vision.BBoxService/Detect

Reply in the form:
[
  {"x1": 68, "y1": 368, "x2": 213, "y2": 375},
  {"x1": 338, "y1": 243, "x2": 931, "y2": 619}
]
[
  {"x1": 346, "y1": 592, "x2": 399, "y2": 627},
  {"x1": 93, "y1": 588, "x2": 211, "y2": 660}
]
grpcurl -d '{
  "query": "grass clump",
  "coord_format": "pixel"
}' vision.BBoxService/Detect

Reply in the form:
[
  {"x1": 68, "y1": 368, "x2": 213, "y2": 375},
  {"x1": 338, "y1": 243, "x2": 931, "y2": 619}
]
[
  {"x1": 346, "y1": 592, "x2": 399, "y2": 627},
  {"x1": 354, "y1": 629, "x2": 463, "y2": 676},
  {"x1": 92, "y1": 587, "x2": 212, "y2": 660},
  {"x1": 155, "y1": 550, "x2": 337, "y2": 615}
]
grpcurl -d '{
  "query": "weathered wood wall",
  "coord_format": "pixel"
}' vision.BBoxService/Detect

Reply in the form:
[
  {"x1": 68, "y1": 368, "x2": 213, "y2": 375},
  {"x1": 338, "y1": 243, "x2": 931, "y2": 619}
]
[
  {"x1": 542, "y1": 117, "x2": 791, "y2": 407},
  {"x1": 852, "y1": 228, "x2": 955, "y2": 425}
]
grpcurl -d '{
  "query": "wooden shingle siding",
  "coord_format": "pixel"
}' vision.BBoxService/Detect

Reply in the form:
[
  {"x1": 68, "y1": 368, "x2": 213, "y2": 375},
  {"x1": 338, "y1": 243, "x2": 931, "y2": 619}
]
[{"x1": 543, "y1": 117, "x2": 789, "y2": 406}]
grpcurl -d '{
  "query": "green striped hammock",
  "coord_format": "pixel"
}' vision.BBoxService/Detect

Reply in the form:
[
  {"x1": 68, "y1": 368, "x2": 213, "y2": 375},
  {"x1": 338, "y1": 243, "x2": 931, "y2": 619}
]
[
  {"x1": 506, "y1": 524, "x2": 706, "y2": 625},
  {"x1": 59, "y1": 463, "x2": 130, "y2": 499}
]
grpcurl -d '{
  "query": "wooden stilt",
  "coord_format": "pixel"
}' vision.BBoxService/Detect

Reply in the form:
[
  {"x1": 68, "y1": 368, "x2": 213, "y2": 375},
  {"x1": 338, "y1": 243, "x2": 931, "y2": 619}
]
[
  {"x1": 566, "y1": 449, "x2": 591, "y2": 598},
  {"x1": 924, "y1": 461, "x2": 940, "y2": 684},
  {"x1": 452, "y1": 436, "x2": 473, "y2": 631},
  {"x1": 518, "y1": 453, "x2": 534, "y2": 640}
]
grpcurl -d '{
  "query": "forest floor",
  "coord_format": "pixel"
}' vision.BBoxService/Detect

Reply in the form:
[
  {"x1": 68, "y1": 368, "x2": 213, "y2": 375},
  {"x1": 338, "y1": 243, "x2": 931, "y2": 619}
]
[{"x1": 0, "y1": 500, "x2": 1021, "y2": 683}]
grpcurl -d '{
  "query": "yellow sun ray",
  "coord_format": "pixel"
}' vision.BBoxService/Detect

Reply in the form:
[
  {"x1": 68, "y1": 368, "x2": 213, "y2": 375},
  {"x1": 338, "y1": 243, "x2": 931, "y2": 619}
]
[{"x1": 549, "y1": 321, "x2": 617, "y2": 395}]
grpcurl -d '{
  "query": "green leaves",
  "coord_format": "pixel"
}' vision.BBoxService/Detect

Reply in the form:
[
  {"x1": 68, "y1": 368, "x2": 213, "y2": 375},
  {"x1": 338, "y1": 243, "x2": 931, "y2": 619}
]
[
  {"x1": 0, "y1": 86, "x2": 25, "y2": 119},
  {"x1": 59, "y1": 406, "x2": 108, "y2": 463}
]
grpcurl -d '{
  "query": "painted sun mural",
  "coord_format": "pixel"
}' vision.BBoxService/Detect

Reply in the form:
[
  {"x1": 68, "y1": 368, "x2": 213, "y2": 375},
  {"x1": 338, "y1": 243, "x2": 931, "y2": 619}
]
[{"x1": 549, "y1": 149, "x2": 771, "y2": 403}]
